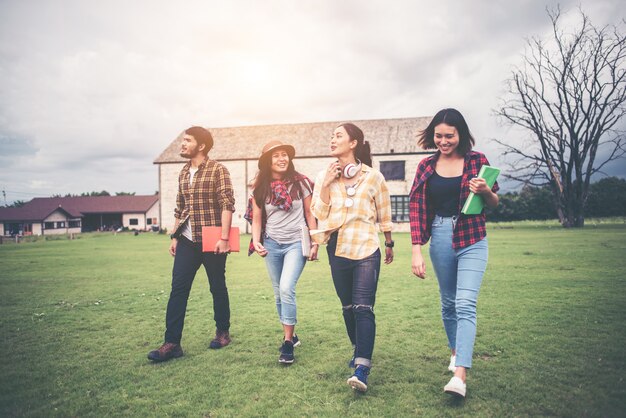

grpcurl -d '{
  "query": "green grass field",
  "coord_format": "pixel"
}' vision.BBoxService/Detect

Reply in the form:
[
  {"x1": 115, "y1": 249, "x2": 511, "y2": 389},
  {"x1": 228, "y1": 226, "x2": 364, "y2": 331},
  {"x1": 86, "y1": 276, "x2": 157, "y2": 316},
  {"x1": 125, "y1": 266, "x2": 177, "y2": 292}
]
[{"x1": 1, "y1": 222, "x2": 625, "y2": 417}]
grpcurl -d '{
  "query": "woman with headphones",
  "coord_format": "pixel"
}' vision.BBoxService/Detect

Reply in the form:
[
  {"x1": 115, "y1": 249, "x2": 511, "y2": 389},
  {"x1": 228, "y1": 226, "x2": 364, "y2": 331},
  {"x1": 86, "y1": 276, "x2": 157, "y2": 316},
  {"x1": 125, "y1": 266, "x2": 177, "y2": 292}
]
[{"x1": 310, "y1": 122, "x2": 394, "y2": 393}]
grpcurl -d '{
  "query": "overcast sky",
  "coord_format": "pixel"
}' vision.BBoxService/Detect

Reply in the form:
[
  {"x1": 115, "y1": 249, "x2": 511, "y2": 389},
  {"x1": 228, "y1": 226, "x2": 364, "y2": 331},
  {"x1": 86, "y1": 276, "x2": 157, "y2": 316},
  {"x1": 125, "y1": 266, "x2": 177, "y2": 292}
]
[{"x1": 0, "y1": 0, "x2": 624, "y2": 204}]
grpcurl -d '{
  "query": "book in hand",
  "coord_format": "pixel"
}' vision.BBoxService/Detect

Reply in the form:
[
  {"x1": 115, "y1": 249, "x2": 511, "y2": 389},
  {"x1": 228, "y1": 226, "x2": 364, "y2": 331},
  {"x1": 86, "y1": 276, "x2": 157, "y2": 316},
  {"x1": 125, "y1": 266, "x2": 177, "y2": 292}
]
[
  {"x1": 202, "y1": 226, "x2": 240, "y2": 252},
  {"x1": 301, "y1": 224, "x2": 312, "y2": 257},
  {"x1": 461, "y1": 165, "x2": 500, "y2": 215}
]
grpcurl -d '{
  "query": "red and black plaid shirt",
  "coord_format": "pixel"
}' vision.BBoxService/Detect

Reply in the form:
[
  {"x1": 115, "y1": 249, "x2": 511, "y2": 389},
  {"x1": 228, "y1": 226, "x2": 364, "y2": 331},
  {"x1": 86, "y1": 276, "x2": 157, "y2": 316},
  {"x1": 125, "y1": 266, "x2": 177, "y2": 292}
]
[
  {"x1": 174, "y1": 159, "x2": 235, "y2": 243},
  {"x1": 409, "y1": 151, "x2": 499, "y2": 249}
]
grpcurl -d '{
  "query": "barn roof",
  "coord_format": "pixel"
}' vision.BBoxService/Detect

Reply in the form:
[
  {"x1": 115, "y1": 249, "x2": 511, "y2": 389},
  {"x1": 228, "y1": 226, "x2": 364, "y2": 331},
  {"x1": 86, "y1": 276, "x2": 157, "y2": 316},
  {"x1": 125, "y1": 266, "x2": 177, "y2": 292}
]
[
  {"x1": 0, "y1": 195, "x2": 159, "y2": 222},
  {"x1": 154, "y1": 116, "x2": 432, "y2": 164}
]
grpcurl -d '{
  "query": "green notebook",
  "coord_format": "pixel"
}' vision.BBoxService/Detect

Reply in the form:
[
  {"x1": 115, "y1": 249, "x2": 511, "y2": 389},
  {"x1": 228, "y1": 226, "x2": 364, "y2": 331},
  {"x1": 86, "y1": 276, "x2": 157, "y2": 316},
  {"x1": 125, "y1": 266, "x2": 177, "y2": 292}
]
[{"x1": 461, "y1": 165, "x2": 500, "y2": 215}]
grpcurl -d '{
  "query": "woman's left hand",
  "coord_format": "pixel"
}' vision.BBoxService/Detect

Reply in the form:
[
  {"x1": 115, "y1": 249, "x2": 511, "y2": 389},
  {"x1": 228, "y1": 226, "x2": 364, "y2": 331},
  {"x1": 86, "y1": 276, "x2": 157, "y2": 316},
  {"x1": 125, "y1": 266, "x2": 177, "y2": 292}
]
[
  {"x1": 469, "y1": 176, "x2": 499, "y2": 208},
  {"x1": 308, "y1": 244, "x2": 319, "y2": 261},
  {"x1": 469, "y1": 177, "x2": 490, "y2": 195},
  {"x1": 384, "y1": 247, "x2": 393, "y2": 264}
]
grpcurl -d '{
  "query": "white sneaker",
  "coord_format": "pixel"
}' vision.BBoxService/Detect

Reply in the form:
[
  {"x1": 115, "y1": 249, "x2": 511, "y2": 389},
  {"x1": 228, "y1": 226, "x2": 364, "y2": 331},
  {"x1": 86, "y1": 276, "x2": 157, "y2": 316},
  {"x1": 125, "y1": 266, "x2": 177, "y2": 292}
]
[
  {"x1": 444, "y1": 376, "x2": 466, "y2": 397},
  {"x1": 448, "y1": 355, "x2": 457, "y2": 373}
]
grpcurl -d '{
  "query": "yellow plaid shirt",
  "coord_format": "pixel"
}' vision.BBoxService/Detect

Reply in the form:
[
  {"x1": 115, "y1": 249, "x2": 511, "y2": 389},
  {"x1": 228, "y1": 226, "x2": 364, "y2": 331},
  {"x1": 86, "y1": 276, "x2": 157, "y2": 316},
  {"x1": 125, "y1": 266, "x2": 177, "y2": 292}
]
[{"x1": 310, "y1": 164, "x2": 392, "y2": 260}]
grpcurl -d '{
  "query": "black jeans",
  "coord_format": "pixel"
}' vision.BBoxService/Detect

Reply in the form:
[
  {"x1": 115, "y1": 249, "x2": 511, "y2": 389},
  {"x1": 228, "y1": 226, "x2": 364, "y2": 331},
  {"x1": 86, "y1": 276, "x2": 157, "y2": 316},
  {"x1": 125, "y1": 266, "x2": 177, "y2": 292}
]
[
  {"x1": 327, "y1": 233, "x2": 381, "y2": 368},
  {"x1": 164, "y1": 237, "x2": 230, "y2": 344}
]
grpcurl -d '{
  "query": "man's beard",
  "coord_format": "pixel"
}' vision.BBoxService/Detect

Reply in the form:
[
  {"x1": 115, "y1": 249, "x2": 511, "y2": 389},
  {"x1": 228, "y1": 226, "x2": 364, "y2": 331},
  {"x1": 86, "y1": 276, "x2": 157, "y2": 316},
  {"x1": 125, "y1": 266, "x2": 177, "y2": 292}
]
[{"x1": 180, "y1": 150, "x2": 197, "y2": 159}]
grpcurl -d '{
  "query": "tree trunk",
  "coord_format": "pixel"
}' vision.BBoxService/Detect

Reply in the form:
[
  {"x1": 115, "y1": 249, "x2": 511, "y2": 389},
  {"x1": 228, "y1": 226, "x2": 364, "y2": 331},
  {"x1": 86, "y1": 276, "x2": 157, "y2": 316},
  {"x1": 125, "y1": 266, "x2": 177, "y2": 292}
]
[{"x1": 559, "y1": 199, "x2": 585, "y2": 228}]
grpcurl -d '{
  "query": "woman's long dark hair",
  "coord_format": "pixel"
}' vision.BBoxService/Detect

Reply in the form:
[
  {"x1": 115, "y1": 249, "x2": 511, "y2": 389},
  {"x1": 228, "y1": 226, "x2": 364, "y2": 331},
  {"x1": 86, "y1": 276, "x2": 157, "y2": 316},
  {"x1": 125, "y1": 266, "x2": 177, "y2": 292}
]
[
  {"x1": 418, "y1": 108, "x2": 475, "y2": 155},
  {"x1": 251, "y1": 154, "x2": 303, "y2": 209},
  {"x1": 339, "y1": 122, "x2": 372, "y2": 167}
]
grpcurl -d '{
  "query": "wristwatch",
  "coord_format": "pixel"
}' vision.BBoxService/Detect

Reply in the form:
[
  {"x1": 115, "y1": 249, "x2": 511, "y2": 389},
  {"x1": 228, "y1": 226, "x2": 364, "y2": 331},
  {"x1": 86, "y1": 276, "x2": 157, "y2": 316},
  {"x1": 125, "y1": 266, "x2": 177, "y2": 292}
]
[
  {"x1": 384, "y1": 240, "x2": 394, "y2": 248},
  {"x1": 170, "y1": 234, "x2": 178, "y2": 240}
]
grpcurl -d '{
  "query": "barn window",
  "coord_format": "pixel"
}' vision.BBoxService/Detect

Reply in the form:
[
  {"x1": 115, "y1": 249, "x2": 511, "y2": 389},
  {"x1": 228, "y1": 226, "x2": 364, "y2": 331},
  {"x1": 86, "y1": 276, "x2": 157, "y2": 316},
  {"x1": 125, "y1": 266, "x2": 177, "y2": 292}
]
[
  {"x1": 44, "y1": 222, "x2": 55, "y2": 229},
  {"x1": 129, "y1": 218, "x2": 139, "y2": 225},
  {"x1": 380, "y1": 161, "x2": 405, "y2": 181},
  {"x1": 391, "y1": 195, "x2": 410, "y2": 222}
]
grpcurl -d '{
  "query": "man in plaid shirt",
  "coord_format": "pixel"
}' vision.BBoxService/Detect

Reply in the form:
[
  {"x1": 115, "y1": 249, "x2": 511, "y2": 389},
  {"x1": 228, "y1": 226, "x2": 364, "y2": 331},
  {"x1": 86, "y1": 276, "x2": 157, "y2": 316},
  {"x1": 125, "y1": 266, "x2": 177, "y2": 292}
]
[{"x1": 148, "y1": 126, "x2": 236, "y2": 362}]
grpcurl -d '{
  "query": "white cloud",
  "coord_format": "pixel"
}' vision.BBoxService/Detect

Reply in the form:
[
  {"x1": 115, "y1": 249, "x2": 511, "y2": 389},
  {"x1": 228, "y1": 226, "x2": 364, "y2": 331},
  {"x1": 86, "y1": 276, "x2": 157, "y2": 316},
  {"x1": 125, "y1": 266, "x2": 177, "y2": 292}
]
[{"x1": 0, "y1": 0, "x2": 623, "y2": 202}]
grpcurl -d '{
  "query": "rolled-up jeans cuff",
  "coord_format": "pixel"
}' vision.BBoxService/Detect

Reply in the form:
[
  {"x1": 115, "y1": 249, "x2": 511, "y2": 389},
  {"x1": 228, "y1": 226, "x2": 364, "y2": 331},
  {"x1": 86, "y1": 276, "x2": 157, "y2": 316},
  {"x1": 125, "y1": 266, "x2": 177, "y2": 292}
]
[{"x1": 354, "y1": 357, "x2": 371, "y2": 368}]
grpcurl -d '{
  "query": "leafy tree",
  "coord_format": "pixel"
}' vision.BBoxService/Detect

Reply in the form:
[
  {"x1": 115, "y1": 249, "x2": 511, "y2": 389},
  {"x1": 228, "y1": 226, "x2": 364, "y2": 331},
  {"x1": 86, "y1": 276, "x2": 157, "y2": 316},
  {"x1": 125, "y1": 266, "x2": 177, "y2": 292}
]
[
  {"x1": 1, "y1": 199, "x2": 27, "y2": 208},
  {"x1": 80, "y1": 191, "x2": 111, "y2": 196},
  {"x1": 54, "y1": 191, "x2": 138, "y2": 198},
  {"x1": 488, "y1": 185, "x2": 558, "y2": 221},
  {"x1": 517, "y1": 185, "x2": 557, "y2": 220},
  {"x1": 495, "y1": 7, "x2": 626, "y2": 227},
  {"x1": 487, "y1": 193, "x2": 521, "y2": 221},
  {"x1": 585, "y1": 177, "x2": 626, "y2": 217}
]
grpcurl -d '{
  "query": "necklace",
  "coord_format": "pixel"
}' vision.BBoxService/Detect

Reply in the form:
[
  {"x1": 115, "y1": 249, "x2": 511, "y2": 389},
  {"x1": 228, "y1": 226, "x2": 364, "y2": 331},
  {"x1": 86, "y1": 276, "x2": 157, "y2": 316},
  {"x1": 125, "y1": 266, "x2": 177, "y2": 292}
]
[{"x1": 344, "y1": 183, "x2": 357, "y2": 208}]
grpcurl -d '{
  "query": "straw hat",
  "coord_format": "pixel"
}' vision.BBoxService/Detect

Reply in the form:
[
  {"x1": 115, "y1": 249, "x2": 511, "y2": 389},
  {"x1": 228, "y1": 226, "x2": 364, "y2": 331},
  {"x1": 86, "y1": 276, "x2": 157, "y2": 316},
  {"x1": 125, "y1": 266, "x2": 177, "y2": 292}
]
[{"x1": 258, "y1": 140, "x2": 296, "y2": 169}]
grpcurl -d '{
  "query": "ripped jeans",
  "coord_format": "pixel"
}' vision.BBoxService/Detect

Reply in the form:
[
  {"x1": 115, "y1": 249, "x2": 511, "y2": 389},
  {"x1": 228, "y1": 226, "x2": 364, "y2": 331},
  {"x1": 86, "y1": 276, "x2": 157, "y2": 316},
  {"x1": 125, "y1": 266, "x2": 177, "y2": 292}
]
[{"x1": 327, "y1": 232, "x2": 381, "y2": 368}]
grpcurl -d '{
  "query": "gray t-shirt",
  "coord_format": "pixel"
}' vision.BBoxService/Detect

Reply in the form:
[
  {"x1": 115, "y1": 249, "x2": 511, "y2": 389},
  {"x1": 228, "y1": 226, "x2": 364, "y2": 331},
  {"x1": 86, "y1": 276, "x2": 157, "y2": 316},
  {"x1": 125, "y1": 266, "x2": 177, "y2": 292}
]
[{"x1": 265, "y1": 184, "x2": 311, "y2": 244}]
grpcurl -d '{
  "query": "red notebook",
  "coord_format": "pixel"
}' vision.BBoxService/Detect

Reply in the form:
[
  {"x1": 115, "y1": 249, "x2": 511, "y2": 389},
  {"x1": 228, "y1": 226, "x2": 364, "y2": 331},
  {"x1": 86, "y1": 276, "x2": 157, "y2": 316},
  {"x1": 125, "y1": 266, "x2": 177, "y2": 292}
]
[{"x1": 201, "y1": 226, "x2": 240, "y2": 252}]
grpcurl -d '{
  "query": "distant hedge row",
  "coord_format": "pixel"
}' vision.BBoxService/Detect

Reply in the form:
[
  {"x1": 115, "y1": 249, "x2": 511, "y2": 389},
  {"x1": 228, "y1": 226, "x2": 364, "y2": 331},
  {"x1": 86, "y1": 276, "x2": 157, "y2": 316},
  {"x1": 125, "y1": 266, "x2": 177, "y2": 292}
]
[{"x1": 486, "y1": 177, "x2": 626, "y2": 221}]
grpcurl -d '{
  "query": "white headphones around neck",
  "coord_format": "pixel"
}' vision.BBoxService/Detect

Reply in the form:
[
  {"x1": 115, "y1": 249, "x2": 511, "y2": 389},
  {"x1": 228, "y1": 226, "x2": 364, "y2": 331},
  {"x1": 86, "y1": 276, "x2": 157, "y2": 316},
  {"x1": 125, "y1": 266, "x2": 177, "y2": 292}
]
[{"x1": 342, "y1": 160, "x2": 362, "y2": 179}]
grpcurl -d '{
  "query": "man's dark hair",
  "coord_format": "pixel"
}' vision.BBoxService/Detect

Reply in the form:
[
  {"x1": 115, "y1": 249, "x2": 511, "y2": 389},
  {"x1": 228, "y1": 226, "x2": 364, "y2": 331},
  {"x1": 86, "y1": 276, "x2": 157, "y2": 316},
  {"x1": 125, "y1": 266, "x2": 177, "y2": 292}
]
[{"x1": 185, "y1": 126, "x2": 214, "y2": 155}]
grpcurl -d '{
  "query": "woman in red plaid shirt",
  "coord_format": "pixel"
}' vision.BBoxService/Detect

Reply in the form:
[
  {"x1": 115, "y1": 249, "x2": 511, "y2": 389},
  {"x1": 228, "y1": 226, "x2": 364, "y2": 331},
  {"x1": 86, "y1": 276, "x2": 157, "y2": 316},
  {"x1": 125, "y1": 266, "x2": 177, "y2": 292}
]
[{"x1": 409, "y1": 108, "x2": 499, "y2": 398}]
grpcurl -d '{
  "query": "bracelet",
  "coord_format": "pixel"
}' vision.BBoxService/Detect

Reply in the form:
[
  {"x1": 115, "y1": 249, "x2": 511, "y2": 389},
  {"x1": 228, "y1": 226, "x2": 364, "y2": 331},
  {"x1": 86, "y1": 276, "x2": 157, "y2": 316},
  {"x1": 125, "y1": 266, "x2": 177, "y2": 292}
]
[{"x1": 221, "y1": 238, "x2": 229, "y2": 241}]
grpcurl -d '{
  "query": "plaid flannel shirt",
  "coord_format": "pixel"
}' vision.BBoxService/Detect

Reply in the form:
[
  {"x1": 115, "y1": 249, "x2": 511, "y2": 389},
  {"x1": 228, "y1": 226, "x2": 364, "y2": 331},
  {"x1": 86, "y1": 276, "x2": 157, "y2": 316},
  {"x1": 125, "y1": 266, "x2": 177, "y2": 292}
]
[
  {"x1": 409, "y1": 151, "x2": 499, "y2": 249},
  {"x1": 174, "y1": 158, "x2": 235, "y2": 243},
  {"x1": 311, "y1": 164, "x2": 393, "y2": 260}
]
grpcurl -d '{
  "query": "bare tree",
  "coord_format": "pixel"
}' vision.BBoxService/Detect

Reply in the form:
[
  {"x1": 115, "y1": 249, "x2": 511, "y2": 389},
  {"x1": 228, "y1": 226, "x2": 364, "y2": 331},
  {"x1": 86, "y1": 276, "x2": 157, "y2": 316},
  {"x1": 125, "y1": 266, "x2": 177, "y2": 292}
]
[{"x1": 495, "y1": 7, "x2": 626, "y2": 227}]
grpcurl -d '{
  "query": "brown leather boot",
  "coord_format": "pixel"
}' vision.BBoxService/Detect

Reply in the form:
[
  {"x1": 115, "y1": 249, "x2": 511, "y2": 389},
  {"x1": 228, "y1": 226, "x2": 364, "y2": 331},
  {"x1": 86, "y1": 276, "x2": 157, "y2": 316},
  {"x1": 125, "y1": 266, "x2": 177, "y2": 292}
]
[
  {"x1": 147, "y1": 342, "x2": 183, "y2": 362},
  {"x1": 209, "y1": 329, "x2": 231, "y2": 349}
]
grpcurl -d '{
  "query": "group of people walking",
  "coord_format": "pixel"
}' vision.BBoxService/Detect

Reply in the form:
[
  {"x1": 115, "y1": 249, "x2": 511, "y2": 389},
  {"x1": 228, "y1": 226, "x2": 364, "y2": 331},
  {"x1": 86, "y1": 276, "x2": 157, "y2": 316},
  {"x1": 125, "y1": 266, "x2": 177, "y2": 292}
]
[{"x1": 147, "y1": 108, "x2": 499, "y2": 398}]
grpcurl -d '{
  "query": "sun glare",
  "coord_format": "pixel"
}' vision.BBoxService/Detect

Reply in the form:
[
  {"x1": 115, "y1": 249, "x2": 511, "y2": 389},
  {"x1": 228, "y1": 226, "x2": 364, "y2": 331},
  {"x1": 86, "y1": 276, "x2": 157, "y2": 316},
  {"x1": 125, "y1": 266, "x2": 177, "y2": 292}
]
[{"x1": 239, "y1": 59, "x2": 271, "y2": 86}]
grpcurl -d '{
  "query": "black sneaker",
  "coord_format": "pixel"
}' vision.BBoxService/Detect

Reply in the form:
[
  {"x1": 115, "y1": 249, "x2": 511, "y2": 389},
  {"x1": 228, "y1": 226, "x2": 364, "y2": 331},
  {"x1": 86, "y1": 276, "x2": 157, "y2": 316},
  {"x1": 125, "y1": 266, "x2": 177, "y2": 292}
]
[
  {"x1": 277, "y1": 334, "x2": 301, "y2": 351},
  {"x1": 279, "y1": 340, "x2": 295, "y2": 364}
]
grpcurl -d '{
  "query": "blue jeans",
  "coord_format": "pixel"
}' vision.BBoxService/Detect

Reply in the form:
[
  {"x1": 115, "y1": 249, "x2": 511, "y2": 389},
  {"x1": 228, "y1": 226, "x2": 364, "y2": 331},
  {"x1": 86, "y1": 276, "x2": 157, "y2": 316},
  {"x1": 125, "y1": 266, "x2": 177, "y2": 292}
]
[
  {"x1": 263, "y1": 236, "x2": 307, "y2": 326},
  {"x1": 429, "y1": 215, "x2": 488, "y2": 369},
  {"x1": 165, "y1": 237, "x2": 230, "y2": 344},
  {"x1": 327, "y1": 232, "x2": 381, "y2": 368}
]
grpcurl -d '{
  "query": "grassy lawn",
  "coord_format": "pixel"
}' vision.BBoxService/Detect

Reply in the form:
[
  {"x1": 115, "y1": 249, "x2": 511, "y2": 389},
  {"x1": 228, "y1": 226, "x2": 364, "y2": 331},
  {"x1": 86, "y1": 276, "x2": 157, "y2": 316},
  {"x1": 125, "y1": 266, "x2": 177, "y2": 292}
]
[{"x1": 0, "y1": 222, "x2": 625, "y2": 417}]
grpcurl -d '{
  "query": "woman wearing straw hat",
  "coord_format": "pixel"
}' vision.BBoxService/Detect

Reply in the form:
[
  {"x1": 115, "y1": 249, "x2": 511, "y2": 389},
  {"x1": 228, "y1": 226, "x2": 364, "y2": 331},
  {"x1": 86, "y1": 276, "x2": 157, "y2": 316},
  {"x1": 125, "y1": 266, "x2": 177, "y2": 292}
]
[
  {"x1": 310, "y1": 123, "x2": 394, "y2": 392},
  {"x1": 250, "y1": 140, "x2": 317, "y2": 364}
]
